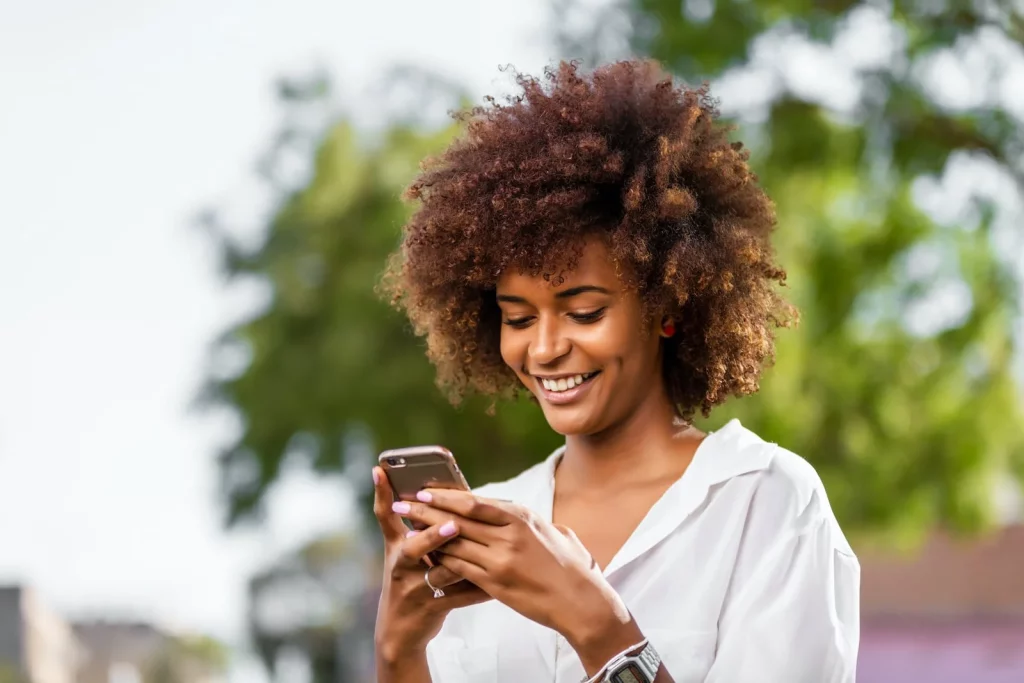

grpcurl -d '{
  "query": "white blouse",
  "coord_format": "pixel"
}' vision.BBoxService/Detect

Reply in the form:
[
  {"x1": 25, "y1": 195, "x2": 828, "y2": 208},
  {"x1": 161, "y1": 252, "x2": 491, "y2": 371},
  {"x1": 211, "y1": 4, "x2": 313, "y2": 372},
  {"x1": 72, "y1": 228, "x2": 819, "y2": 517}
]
[{"x1": 425, "y1": 419, "x2": 861, "y2": 683}]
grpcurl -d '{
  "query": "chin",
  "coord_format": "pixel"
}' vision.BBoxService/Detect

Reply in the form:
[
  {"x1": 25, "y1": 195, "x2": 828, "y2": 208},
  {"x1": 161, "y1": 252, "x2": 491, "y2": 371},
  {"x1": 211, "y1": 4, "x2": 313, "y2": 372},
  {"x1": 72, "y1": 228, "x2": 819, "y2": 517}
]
[{"x1": 539, "y1": 405, "x2": 605, "y2": 437}]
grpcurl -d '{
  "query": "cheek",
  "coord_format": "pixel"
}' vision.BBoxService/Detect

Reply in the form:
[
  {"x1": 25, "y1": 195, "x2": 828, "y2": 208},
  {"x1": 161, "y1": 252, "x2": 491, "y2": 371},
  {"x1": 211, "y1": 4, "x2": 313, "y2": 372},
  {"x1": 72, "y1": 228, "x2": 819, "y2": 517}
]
[
  {"x1": 633, "y1": 325, "x2": 662, "y2": 367},
  {"x1": 585, "y1": 317, "x2": 646, "y2": 363},
  {"x1": 499, "y1": 330, "x2": 524, "y2": 372},
  {"x1": 600, "y1": 323, "x2": 659, "y2": 375}
]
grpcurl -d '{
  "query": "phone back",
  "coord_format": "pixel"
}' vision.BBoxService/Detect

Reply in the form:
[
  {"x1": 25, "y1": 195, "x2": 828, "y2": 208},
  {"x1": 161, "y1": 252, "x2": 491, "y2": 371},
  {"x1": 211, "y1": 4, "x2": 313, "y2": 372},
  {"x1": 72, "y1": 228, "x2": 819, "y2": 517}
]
[{"x1": 379, "y1": 446, "x2": 469, "y2": 501}]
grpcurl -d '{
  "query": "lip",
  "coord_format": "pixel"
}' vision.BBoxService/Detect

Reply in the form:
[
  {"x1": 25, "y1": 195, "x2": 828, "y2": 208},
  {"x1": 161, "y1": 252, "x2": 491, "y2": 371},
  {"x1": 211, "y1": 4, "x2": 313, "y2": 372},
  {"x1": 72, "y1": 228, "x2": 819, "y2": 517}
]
[{"x1": 534, "y1": 372, "x2": 600, "y2": 406}]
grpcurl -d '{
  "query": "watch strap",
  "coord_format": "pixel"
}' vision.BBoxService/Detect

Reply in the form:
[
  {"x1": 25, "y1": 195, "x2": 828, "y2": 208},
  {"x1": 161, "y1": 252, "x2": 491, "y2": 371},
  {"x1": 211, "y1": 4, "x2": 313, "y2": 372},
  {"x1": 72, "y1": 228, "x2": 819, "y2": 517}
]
[
  {"x1": 580, "y1": 638, "x2": 661, "y2": 683},
  {"x1": 607, "y1": 639, "x2": 661, "y2": 683},
  {"x1": 579, "y1": 639, "x2": 648, "y2": 683}
]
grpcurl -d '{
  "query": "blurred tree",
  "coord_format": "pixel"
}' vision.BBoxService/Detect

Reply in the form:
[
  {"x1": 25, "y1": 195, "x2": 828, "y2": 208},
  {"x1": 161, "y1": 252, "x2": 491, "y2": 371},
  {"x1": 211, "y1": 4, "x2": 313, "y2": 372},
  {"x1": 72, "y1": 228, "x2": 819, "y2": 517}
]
[
  {"x1": 247, "y1": 532, "x2": 377, "y2": 683},
  {"x1": 197, "y1": 73, "x2": 561, "y2": 528},
  {"x1": 146, "y1": 635, "x2": 228, "y2": 683},
  {"x1": 0, "y1": 665, "x2": 26, "y2": 683},
  {"x1": 200, "y1": 0, "x2": 1024, "y2": 543},
  {"x1": 600, "y1": 0, "x2": 1024, "y2": 541}
]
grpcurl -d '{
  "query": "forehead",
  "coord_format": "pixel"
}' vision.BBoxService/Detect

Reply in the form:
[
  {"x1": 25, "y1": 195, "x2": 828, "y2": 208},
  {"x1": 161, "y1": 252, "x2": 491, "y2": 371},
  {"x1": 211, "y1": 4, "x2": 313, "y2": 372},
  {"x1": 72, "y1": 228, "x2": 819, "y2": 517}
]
[{"x1": 496, "y1": 238, "x2": 621, "y2": 293}]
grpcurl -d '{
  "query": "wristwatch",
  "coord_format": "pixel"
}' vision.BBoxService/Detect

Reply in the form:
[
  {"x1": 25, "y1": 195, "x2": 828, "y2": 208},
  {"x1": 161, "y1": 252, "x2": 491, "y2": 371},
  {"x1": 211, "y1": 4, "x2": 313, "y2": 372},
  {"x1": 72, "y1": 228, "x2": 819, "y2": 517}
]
[{"x1": 603, "y1": 639, "x2": 661, "y2": 683}]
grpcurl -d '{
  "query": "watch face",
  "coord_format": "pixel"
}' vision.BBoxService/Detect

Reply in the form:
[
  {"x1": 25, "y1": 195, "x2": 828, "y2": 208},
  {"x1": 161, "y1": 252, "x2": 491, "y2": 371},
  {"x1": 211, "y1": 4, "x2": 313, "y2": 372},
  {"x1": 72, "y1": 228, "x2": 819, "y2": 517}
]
[{"x1": 611, "y1": 664, "x2": 646, "y2": 683}]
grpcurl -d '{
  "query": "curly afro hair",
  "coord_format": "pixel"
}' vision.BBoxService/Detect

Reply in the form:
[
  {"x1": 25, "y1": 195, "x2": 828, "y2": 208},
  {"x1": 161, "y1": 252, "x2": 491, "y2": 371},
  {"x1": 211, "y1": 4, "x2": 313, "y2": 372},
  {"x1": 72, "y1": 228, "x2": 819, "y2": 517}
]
[{"x1": 383, "y1": 59, "x2": 796, "y2": 419}]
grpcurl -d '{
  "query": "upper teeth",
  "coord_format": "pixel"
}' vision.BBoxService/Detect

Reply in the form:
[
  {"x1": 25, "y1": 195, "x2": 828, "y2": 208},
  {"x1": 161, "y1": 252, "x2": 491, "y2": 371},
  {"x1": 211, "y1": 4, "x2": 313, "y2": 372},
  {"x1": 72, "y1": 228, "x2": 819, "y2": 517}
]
[{"x1": 540, "y1": 373, "x2": 594, "y2": 392}]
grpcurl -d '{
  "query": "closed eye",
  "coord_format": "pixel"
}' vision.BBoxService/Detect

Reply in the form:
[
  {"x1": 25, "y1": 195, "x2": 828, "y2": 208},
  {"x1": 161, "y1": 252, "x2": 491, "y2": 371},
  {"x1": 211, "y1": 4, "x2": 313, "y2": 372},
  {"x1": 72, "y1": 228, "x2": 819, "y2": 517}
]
[
  {"x1": 502, "y1": 316, "x2": 534, "y2": 329},
  {"x1": 570, "y1": 308, "x2": 606, "y2": 323}
]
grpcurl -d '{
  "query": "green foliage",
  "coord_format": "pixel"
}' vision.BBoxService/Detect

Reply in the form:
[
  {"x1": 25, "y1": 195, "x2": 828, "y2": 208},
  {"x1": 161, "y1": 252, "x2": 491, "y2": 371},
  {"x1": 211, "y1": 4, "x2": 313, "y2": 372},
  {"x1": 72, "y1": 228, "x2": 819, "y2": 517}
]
[
  {"x1": 623, "y1": 0, "x2": 1024, "y2": 541},
  {"x1": 200, "y1": 79, "x2": 559, "y2": 526},
  {"x1": 201, "y1": 3, "x2": 1024, "y2": 542},
  {"x1": 171, "y1": 635, "x2": 229, "y2": 671},
  {"x1": 146, "y1": 635, "x2": 229, "y2": 683},
  {"x1": 0, "y1": 665, "x2": 26, "y2": 683}
]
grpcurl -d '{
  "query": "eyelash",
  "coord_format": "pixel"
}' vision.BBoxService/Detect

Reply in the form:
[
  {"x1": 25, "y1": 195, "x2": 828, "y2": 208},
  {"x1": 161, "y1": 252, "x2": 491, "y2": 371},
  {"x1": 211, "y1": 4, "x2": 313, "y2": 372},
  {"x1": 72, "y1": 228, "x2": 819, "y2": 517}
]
[
  {"x1": 571, "y1": 308, "x2": 606, "y2": 323},
  {"x1": 502, "y1": 308, "x2": 607, "y2": 328}
]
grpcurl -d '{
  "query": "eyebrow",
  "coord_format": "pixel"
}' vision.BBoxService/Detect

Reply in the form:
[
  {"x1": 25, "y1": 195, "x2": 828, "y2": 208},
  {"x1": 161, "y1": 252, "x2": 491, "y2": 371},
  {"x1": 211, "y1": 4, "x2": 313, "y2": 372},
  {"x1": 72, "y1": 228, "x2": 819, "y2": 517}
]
[{"x1": 496, "y1": 285, "x2": 611, "y2": 303}]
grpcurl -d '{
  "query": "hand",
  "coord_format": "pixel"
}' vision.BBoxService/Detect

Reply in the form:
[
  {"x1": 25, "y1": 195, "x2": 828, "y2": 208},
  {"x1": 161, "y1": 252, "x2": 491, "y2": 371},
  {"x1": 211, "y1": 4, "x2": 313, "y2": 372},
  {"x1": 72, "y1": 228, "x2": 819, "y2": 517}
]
[
  {"x1": 395, "y1": 488, "x2": 631, "y2": 647},
  {"x1": 371, "y1": 468, "x2": 492, "y2": 662}
]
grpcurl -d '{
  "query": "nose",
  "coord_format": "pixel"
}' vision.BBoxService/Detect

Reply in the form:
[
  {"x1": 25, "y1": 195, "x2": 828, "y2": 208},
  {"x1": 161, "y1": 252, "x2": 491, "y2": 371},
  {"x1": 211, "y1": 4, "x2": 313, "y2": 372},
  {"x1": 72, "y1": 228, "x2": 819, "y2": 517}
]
[{"x1": 529, "y1": 315, "x2": 571, "y2": 366}]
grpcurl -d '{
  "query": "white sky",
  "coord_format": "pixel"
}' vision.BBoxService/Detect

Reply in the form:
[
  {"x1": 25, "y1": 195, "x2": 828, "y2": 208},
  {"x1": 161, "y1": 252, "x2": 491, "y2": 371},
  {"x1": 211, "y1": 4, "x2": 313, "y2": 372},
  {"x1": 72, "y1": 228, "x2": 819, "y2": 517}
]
[
  {"x1": 1, "y1": 1, "x2": 1021, "y2": 679},
  {"x1": 0, "y1": 0, "x2": 552, "y2": 667}
]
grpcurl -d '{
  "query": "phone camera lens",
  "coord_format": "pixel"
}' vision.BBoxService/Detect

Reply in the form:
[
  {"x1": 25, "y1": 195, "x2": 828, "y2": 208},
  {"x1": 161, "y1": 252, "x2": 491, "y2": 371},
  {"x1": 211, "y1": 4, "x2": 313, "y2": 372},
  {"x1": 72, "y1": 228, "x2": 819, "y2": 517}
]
[{"x1": 386, "y1": 458, "x2": 398, "y2": 466}]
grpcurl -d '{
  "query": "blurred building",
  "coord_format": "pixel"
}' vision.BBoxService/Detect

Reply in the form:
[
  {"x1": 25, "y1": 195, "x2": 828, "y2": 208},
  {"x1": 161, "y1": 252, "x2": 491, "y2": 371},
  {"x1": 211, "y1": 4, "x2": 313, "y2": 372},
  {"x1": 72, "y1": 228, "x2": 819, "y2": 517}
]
[
  {"x1": 74, "y1": 620, "x2": 227, "y2": 683},
  {"x1": 75, "y1": 621, "x2": 186, "y2": 683},
  {"x1": 858, "y1": 524, "x2": 1024, "y2": 682},
  {"x1": 0, "y1": 585, "x2": 224, "y2": 683},
  {"x1": 73, "y1": 621, "x2": 160, "y2": 683},
  {"x1": 0, "y1": 586, "x2": 81, "y2": 683}
]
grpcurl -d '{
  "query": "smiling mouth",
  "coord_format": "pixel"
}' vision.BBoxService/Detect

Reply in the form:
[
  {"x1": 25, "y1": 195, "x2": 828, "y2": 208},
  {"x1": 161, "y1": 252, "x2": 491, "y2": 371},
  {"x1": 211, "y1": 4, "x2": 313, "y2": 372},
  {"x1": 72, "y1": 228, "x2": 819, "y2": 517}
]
[{"x1": 536, "y1": 371, "x2": 600, "y2": 393}]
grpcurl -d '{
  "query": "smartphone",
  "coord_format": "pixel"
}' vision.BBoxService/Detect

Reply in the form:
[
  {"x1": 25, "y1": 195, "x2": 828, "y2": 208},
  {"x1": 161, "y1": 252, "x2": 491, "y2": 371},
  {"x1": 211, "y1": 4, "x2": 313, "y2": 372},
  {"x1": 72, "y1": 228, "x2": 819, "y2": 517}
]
[
  {"x1": 379, "y1": 445, "x2": 470, "y2": 565},
  {"x1": 378, "y1": 445, "x2": 470, "y2": 502}
]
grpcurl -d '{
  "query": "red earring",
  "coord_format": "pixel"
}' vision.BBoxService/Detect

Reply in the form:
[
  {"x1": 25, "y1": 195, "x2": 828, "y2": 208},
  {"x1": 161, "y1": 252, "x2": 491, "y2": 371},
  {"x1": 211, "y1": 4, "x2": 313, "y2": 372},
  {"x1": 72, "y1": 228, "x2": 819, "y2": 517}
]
[{"x1": 662, "y1": 319, "x2": 675, "y2": 337}]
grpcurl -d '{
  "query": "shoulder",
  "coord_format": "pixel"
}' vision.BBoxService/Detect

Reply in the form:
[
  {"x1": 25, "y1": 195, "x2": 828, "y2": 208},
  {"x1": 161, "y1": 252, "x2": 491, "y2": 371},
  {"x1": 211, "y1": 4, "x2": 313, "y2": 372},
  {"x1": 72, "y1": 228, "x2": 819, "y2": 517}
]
[
  {"x1": 708, "y1": 421, "x2": 854, "y2": 556},
  {"x1": 758, "y1": 446, "x2": 830, "y2": 525},
  {"x1": 758, "y1": 446, "x2": 855, "y2": 557}
]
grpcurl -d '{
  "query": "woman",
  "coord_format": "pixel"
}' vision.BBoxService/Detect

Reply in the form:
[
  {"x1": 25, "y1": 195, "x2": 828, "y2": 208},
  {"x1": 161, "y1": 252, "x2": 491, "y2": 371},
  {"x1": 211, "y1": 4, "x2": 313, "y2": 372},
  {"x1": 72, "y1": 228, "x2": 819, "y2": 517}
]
[{"x1": 373, "y1": 60, "x2": 860, "y2": 683}]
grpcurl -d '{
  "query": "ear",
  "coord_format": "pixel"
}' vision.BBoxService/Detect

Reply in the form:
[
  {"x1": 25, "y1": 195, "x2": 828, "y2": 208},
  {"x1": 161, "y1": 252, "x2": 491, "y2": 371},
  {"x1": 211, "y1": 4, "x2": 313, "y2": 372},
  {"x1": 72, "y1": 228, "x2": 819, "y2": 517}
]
[{"x1": 659, "y1": 316, "x2": 676, "y2": 338}]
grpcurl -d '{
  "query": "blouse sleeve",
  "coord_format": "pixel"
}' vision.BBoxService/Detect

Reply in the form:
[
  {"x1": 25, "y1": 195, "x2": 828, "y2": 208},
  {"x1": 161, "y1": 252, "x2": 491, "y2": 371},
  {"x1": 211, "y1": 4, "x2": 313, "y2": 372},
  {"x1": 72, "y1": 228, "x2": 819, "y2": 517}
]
[{"x1": 703, "y1": 511, "x2": 861, "y2": 683}]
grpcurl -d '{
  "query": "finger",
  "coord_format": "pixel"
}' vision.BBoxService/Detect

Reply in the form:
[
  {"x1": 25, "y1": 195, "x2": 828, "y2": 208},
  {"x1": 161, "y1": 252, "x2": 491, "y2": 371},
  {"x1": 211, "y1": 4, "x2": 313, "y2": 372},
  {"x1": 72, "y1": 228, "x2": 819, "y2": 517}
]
[
  {"x1": 434, "y1": 537, "x2": 490, "y2": 568},
  {"x1": 391, "y1": 500, "x2": 450, "y2": 532},
  {"x1": 420, "y1": 563, "x2": 465, "y2": 589},
  {"x1": 372, "y1": 467, "x2": 408, "y2": 542},
  {"x1": 435, "y1": 580, "x2": 493, "y2": 610},
  {"x1": 436, "y1": 552, "x2": 489, "y2": 589},
  {"x1": 416, "y1": 489, "x2": 512, "y2": 526},
  {"x1": 399, "y1": 522, "x2": 469, "y2": 573},
  {"x1": 393, "y1": 500, "x2": 495, "y2": 545}
]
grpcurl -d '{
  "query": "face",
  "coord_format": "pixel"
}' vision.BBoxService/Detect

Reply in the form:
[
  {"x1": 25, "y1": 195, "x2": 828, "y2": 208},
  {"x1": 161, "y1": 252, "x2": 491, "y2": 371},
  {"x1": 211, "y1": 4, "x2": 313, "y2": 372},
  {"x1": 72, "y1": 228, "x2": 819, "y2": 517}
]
[{"x1": 496, "y1": 238, "x2": 666, "y2": 436}]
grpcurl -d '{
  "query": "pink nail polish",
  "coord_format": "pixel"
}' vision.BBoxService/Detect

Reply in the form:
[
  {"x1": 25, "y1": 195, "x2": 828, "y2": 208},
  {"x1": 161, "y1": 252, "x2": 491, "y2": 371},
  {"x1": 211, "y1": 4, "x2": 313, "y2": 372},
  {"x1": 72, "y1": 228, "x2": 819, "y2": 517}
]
[
  {"x1": 439, "y1": 521, "x2": 457, "y2": 537},
  {"x1": 392, "y1": 501, "x2": 411, "y2": 514},
  {"x1": 406, "y1": 530, "x2": 419, "y2": 538},
  {"x1": 416, "y1": 490, "x2": 432, "y2": 503},
  {"x1": 372, "y1": 469, "x2": 380, "y2": 485}
]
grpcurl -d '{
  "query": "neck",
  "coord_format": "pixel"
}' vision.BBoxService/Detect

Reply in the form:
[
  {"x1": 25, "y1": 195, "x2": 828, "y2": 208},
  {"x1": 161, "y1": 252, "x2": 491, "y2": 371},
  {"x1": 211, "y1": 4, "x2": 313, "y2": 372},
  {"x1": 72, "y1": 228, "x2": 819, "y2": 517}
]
[{"x1": 558, "y1": 386, "x2": 703, "y2": 492}]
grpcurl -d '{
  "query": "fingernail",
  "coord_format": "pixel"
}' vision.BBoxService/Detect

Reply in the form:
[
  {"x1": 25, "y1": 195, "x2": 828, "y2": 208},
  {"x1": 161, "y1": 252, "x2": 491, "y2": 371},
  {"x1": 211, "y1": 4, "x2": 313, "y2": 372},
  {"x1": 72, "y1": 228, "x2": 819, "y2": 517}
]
[
  {"x1": 406, "y1": 530, "x2": 419, "y2": 538},
  {"x1": 439, "y1": 521, "x2": 457, "y2": 537},
  {"x1": 416, "y1": 490, "x2": 432, "y2": 503},
  {"x1": 372, "y1": 469, "x2": 380, "y2": 486},
  {"x1": 392, "y1": 501, "x2": 411, "y2": 514}
]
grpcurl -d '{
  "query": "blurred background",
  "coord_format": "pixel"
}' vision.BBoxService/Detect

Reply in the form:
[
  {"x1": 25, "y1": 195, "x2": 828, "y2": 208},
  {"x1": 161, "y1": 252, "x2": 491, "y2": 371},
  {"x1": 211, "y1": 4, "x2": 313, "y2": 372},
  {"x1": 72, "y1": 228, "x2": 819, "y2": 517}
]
[{"x1": 1, "y1": 1, "x2": 1023, "y2": 682}]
